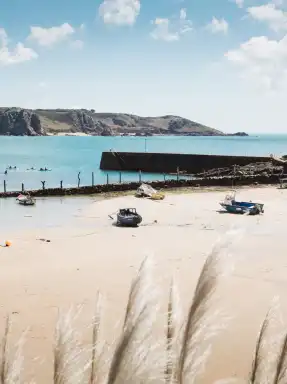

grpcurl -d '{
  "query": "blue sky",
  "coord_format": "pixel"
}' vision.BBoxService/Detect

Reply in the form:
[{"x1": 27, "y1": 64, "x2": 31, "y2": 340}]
[{"x1": 0, "y1": 0, "x2": 286, "y2": 133}]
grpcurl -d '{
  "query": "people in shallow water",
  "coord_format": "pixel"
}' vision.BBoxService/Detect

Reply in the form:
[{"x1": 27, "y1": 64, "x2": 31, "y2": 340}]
[
  {"x1": 39, "y1": 167, "x2": 50, "y2": 171},
  {"x1": 4, "y1": 170, "x2": 7, "y2": 175}
]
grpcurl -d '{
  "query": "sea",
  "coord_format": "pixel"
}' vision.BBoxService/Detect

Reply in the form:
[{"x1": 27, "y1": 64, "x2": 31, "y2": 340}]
[{"x1": 0, "y1": 134, "x2": 286, "y2": 192}]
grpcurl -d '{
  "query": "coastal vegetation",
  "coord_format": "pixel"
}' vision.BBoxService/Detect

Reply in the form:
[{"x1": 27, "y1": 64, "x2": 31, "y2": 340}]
[
  {"x1": 0, "y1": 107, "x2": 247, "y2": 137},
  {"x1": 0, "y1": 240, "x2": 284, "y2": 383}
]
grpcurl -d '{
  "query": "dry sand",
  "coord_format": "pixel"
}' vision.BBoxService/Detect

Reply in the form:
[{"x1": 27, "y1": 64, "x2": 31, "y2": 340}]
[{"x1": 1, "y1": 187, "x2": 287, "y2": 382}]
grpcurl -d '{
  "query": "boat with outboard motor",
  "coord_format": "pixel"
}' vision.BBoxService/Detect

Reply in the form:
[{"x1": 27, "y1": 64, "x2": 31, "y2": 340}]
[
  {"x1": 220, "y1": 191, "x2": 264, "y2": 215},
  {"x1": 116, "y1": 208, "x2": 142, "y2": 227}
]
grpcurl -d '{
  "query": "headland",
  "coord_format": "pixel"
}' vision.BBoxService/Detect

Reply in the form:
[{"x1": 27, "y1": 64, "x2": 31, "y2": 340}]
[{"x1": 0, "y1": 107, "x2": 248, "y2": 136}]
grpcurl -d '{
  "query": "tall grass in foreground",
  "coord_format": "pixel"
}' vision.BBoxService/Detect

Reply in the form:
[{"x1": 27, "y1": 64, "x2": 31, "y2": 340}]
[{"x1": 0, "y1": 240, "x2": 285, "y2": 383}]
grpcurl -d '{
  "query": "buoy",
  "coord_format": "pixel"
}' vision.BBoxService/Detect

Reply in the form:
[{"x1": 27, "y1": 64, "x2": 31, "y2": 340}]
[{"x1": 5, "y1": 241, "x2": 11, "y2": 247}]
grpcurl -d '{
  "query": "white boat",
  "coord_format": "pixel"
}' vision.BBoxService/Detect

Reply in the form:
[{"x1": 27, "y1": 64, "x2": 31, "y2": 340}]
[
  {"x1": 136, "y1": 183, "x2": 157, "y2": 198},
  {"x1": 135, "y1": 183, "x2": 165, "y2": 200},
  {"x1": 16, "y1": 194, "x2": 36, "y2": 206}
]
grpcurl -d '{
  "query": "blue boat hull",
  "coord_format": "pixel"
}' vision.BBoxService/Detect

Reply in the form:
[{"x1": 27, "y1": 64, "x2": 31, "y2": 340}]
[{"x1": 220, "y1": 201, "x2": 264, "y2": 215}]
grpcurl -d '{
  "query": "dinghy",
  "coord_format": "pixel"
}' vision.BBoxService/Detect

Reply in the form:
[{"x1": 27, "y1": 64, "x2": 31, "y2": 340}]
[
  {"x1": 220, "y1": 192, "x2": 264, "y2": 215},
  {"x1": 16, "y1": 194, "x2": 36, "y2": 206},
  {"x1": 116, "y1": 208, "x2": 142, "y2": 227},
  {"x1": 135, "y1": 183, "x2": 165, "y2": 200}
]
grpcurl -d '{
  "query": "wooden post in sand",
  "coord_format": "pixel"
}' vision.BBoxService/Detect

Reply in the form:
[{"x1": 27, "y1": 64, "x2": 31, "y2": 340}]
[
  {"x1": 119, "y1": 172, "x2": 122, "y2": 184},
  {"x1": 41, "y1": 181, "x2": 46, "y2": 190},
  {"x1": 106, "y1": 173, "x2": 109, "y2": 185},
  {"x1": 92, "y1": 172, "x2": 94, "y2": 187},
  {"x1": 21, "y1": 183, "x2": 24, "y2": 193},
  {"x1": 60, "y1": 180, "x2": 63, "y2": 189},
  {"x1": 3, "y1": 180, "x2": 6, "y2": 193},
  {"x1": 139, "y1": 170, "x2": 142, "y2": 183}
]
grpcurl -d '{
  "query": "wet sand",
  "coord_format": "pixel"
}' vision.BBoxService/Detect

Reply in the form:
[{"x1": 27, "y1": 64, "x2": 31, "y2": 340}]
[{"x1": 1, "y1": 187, "x2": 287, "y2": 382}]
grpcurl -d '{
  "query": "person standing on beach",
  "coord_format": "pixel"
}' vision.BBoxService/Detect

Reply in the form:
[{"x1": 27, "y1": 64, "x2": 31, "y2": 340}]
[{"x1": 78, "y1": 171, "x2": 81, "y2": 187}]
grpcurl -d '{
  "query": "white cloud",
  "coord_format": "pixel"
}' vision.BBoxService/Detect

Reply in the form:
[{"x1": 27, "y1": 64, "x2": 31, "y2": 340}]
[
  {"x1": 179, "y1": 8, "x2": 187, "y2": 20},
  {"x1": 234, "y1": 0, "x2": 244, "y2": 8},
  {"x1": 247, "y1": 3, "x2": 287, "y2": 31},
  {"x1": 0, "y1": 29, "x2": 8, "y2": 47},
  {"x1": 70, "y1": 39, "x2": 84, "y2": 49},
  {"x1": 99, "y1": 0, "x2": 140, "y2": 25},
  {"x1": 207, "y1": 17, "x2": 229, "y2": 34},
  {"x1": 0, "y1": 28, "x2": 37, "y2": 66},
  {"x1": 272, "y1": 0, "x2": 285, "y2": 7},
  {"x1": 28, "y1": 23, "x2": 75, "y2": 47},
  {"x1": 151, "y1": 19, "x2": 179, "y2": 41},
  {"x1": 150, "y1": 8, "x2": 192, "y2": 42},
  {"x1": 225, "y1": 34, "x2": 287, "y2": 89}
]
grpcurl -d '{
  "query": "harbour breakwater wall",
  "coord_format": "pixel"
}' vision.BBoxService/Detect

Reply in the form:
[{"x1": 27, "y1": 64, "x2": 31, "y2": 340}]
[
  {"x1": 0, "y1": 174, "x2": 281, "y2": 198},
  {"x1": 100, "y1": 152, "x2": 271, "y2": 174}
]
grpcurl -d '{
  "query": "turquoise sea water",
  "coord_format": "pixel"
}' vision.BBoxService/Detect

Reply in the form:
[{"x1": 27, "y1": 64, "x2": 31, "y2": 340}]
[{"x1": 0, "y1": 135, "x2": 286, "y2": 192}]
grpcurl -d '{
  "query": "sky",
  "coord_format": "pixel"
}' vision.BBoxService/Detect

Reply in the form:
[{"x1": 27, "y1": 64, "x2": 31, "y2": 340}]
[{"x1": 0, "y1": 0, "x2": 287, "y2": 133}]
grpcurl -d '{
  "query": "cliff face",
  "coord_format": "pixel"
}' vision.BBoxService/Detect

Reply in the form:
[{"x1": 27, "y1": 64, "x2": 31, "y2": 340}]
[
  {"x1": 0, "y1": 108, "x2": 44, "y2": 136},
  {"x1": 90, "y1": 113, "x2": 224, "y2": 136},
  {"x1": 36, "y1": 109, "x2": 114, "y2": 136},
  {"x1": 0, "y1": 108, "x2": 247, "y2": 136}
]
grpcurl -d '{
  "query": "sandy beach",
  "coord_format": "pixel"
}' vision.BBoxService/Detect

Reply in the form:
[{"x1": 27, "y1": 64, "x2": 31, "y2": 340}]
[{"x1": 1, "y1": 187, "x2": 287, "y2": 382}]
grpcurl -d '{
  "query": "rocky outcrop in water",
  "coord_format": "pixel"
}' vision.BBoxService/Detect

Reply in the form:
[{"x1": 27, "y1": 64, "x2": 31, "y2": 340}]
[
  {"x1": 227, "y1": 132, "x2": 249, "y2": 137},
  {"x1": 0, "y1": 108, "x2": 248, "y2": 136}
]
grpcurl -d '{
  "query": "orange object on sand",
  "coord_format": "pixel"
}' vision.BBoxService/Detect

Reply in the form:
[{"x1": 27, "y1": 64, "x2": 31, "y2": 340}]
[{"x1": 5, "y1": 241, "x2": 11, "y2": 247}]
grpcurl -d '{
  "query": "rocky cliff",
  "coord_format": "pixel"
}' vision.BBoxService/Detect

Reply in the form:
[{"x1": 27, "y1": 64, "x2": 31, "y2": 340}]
[
  {"x1": 0, "y1": 108, "x2": 44, "y2": 136},
  {"x1": 0, "y1": 108, "x2": 248, "y2": 136}
]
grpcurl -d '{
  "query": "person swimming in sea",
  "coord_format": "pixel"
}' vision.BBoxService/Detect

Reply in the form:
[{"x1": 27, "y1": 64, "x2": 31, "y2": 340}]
[{"x1": 39, "y1": 167, "x2": 52, "y2": 172}]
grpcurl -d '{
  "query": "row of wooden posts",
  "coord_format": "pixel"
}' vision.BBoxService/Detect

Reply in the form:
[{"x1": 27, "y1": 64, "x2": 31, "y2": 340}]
[{"x1": 2, "y1": 169, "x2": 185, "y2": 193}]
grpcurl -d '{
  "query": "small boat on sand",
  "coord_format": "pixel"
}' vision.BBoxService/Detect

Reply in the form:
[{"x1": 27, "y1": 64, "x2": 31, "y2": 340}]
[
  {"x1": 135, "y1": 183, "x2": 165, "y2": 200},
  {"x1": 117, "y1": 208, "x2": 142, "y2": 227},
  {"x1": 16, "y1": 194, "x2": 36, "y2": 206},
  {"x1": 220, "y1": 192, "x2": 264, "y2": 215}
]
